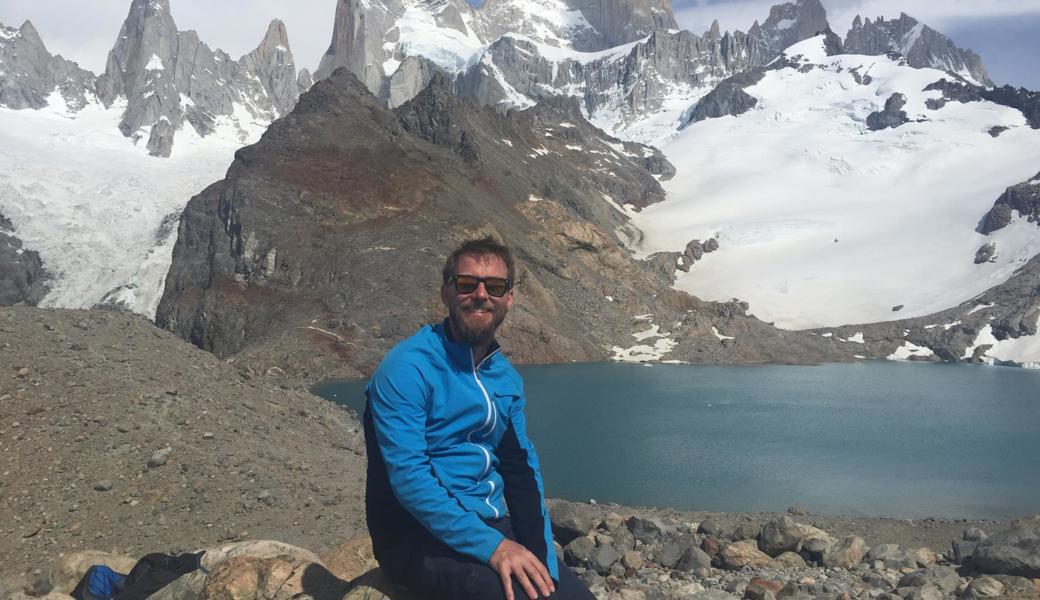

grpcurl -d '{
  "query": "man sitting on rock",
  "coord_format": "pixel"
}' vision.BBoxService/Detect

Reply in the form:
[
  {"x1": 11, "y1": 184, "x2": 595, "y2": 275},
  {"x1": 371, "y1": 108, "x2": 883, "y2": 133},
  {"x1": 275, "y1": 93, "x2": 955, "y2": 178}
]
[{"x1": 363, "y1": 237, "x2": 594, "y2": 600}]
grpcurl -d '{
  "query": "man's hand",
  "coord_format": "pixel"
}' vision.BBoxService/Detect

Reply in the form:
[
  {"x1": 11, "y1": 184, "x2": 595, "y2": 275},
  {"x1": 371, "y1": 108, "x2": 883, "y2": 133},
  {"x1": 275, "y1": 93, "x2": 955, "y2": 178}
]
[{"x1": 489, "y1": 538, "x2": 556, "y2": 600}]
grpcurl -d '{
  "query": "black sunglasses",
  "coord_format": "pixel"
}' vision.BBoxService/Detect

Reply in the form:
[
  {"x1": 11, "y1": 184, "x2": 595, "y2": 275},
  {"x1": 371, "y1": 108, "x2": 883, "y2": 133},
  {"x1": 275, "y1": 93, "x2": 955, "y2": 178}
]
[{"x1": 449, "y1": 275, "x2": 512, "y2": 297}]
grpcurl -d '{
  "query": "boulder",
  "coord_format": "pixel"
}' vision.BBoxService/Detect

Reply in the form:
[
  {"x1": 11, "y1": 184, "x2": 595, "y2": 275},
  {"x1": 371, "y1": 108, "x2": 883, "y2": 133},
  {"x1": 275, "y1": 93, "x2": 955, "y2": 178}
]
[
  {"x1": 564, "y1": 536, "x2": 597, "y2": 567},
  {"x1": 702, "y1": 537, "x2": 722, "y2": 557},
  {"x1": 591, "y1": 544, "x2": 622, "y2": 575},
  {"x1": 698, "y1": 519, "x2": 721, "y2": 536},
  {"x1": 912, "y1": 547, "x2": 937, "y2": 567},
  {"x1": 897, "y1": 566, "x2": 961, "y2": 594},
  {"x1": 744, "y1": 578, "x2": 783, "y2": 600},
  {"x1": 866, "y1": 543, "x2": 918, "y2": 570},
  {"x1": 688, "y1": 591, "x2": 740, "y2": 600},
  {"x1": 341, "y1": 568, "x2": 414, "y2": 600},
  {"x1": 199, "y1": 554, "x2": 348, "y2": 600},
  {"x1": 774, "y1": 552, "x2": 807, "y2": 569},
  {"x1": 42, "y1": 551, "x2": 137, "y2": 595},
  {"x1": 821, "y1": 535, "x2": 868, "y2": 569},
  {"x1": 972, "y1": 516, "x2": 1040, "y2": 577},
  {"x1": 903, "y1": 583, "x2": 943, "y2": 600},
  {"x1": 320, "y1": 535, "x2": 379, "y2": 582},
  {"x1": 676, "y1": 546, "x2": 713, "y2": 575},
  {"x1": 658, "y1": 536, "x2": 695, "y2": 569},
  {"x1": 150, "y1": 540, "x2": 327, "y2": 600},
  {"x1": 550, "y1": 501, "x2": 602, "y2": 544},
  {"x1": 758, "y1": 516, "x2": 834, "y2": 557},
  {"x1": 967, "y1": 576, "x2": 1005, "y2": 597},
  {"x1": 720, "y1": 540, "x2": 774, "y2": 570},
  {"x1": 626, "y1": 516, "x2": 671, "y2": 545},
  {"x1": 953, "y1": 540, "x2": 978, "y2": 565}
]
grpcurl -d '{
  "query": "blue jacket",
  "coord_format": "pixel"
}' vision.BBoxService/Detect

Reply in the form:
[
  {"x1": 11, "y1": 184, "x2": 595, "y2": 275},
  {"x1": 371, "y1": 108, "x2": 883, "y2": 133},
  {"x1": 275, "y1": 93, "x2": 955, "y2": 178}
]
[{"x1": 364, "y1": 320, "x2": 559, "y2": 580}]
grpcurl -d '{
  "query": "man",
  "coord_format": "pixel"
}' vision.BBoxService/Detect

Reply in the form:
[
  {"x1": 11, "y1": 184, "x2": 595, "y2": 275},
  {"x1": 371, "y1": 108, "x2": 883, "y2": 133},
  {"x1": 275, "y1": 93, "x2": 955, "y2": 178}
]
[{"x1": 363, "y1": 237, "x2": 595, "y2": 600}]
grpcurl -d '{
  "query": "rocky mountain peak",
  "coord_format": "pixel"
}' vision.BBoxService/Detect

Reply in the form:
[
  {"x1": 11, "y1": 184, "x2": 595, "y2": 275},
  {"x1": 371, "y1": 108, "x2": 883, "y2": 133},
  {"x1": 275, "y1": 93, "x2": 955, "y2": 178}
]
[
  {"x1": 758, "y1": 0, "x2": 830, "y2": 58},
  {"x1": 240, "y1": 19, "x2": 300, "y2": 116},
  {"x1": 706, "y1": 19, "x2": 722, "y2": 40},
  {"x1": 843, "y1": 11, "x2": 992, "y2": 86},
  {"x1": 0, "y1": 19, "x2": 97, "y2": 111}
]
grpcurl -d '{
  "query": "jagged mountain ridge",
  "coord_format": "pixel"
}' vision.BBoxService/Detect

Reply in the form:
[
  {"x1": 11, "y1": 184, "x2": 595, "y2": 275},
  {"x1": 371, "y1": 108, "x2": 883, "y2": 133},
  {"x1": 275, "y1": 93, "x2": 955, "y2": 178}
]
[
  {"x1": 844, "y1": 12, "x2": 991, "y2": 86},
  {"x1": 0, "y1": 0, "x2": 310, "y2": 156}
]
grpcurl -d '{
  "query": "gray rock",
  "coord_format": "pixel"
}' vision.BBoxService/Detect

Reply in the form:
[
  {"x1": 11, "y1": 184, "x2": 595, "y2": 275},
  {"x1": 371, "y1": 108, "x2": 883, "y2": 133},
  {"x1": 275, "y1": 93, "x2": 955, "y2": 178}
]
[
  {"x1": 974, "y1": 243, "x2": 996, "y2": 264},
  {"x1": 758, "y1": 515, "x2": 805, "y2": 557},
  {"x1": 967, "y1": 576, "x2": 1005, "y2": 597},
  {"x1": 698, "y1": 518, "x2": 721, "y2": 536},
  {"x1": 0, "y1": 21, "x2": 97, "y2": 111},
  {"x1": 590, "y1": 543, "x2": 621, "y2": 575},
  {"x1": 147, "y1": 446, "x2": 172, "y2": 468},
  {"x1": 688, "y1": 591, "x2": 739, "y2": 600},
  {"x1": 657, "y1": 535, "x2": 693, "y2": 569},
  {"x1": 897, "y1": 566, "x2": 961, "y2": 593},
  {"x1": 675, "y1": 546, "x2": 712, "y2": 574},
  {"x1": 564, "y1": 536, "x2": 596, "y2": 567},
  {"x1": 627, "y1": 516, "x2": 670, "y2": 545},
  {"x1": 821, "y1": 535, "x2": 867, "y2": 569},
  {"x1": 93, "y1": 480, "x2": 114, "y2": 492},
  {"x1": 988, "y1": 573, "x2": 1036, "y2": 591},
  {"x1": 0, "y1": 224, "x2": 49, "y2": 307},
  {"x1": 684, "y1": 70, "x2": 763, "y2": 126},
  {"x1": 866, "y1": 93, "x2": 909, "y2": 131},
  {"x1": 388, "y1": 56, "x2": 445, "y2": 109},
  {"x1": 952, "y1": 540, "x2": 978, "y2": 565},
  {"x1": 550, "y1": 501, "x2": 601, "y2": 544},
  {"x1": 867, "y1": 543, "x2": 918, "y2": 570},
  {"x1": 964, "y1": 527, "x2": 989, "y2": 542},
  {"x1": 843, "y1": 13, "x2": 992, "y2": 86},
  {"x1": 972, "y1": 515, "x2": 1040, "y2": 577},
  {"x1": 979, "y1": 171, "x2": 1040, "y2": 234}
]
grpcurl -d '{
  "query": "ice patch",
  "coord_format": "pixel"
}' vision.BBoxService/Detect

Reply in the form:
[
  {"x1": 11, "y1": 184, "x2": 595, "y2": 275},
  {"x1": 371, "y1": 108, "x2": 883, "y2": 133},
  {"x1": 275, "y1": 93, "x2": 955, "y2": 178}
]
[
  {"x1": 632, "y1": 324, "x2": 667, "y2": 341},
  {"x1": 611, "y1": 337, "x2": 677, "y2": 362},
  {"x1": 886, "y1": 341, "x2": 935, "y2": 361},
  {"x1": 145, "y1": 54, "x2": 165, "y2": 71},
  {"x1": 845, "y1": 332, "x2": 864, "y2": 343},
  {"x1": 711, "y1": 326, "x2": 735, "y2": 341},
  {"x1": 967, "y1": 303, "x2": 995, "y2": 315}
]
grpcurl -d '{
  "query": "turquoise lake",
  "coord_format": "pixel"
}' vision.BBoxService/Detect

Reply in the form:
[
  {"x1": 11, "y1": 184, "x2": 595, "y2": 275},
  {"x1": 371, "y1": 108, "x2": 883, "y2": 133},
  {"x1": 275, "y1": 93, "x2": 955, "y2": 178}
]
[{"x1": 312, "y1": 361, "x2": 1040, "y2": 519}]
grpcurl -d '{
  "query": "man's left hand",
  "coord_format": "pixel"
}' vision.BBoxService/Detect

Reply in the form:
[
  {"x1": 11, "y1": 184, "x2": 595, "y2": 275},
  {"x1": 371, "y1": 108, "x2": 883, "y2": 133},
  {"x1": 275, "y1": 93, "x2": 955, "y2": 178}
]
[{"x1": 489, "y1": 538, "x2": 556, "y2": 600}]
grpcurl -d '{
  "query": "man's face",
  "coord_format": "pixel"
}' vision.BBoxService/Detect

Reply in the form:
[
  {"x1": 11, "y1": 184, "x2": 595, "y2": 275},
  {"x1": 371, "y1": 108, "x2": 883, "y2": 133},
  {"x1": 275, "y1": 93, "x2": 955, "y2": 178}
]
[{"x1": 441, "y1": 253, "x2": 514, "y2": 347}]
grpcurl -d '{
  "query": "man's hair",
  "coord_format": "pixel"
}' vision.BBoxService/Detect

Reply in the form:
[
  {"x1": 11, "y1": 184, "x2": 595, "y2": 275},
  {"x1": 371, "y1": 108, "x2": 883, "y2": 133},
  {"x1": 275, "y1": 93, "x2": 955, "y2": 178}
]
[{"x1": 442, "y1": 237, "x2": 516, "y2": 284}]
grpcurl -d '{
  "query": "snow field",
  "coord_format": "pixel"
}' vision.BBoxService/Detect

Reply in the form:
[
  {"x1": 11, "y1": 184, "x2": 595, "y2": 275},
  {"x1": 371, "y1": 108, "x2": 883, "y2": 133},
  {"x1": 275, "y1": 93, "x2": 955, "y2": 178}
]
[
  {"x1": 630, "y1": 37, "x2": 1040, "y2": 333},
  {"x1": 0, "y1": 93, "x2": 258, "y2": 317}
]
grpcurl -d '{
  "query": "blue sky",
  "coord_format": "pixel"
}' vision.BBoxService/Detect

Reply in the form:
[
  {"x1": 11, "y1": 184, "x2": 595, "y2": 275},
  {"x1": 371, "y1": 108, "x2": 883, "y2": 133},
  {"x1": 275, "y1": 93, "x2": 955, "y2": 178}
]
[{"x1": 1, "y1": 0, "x2": 1038, "y2": 90}]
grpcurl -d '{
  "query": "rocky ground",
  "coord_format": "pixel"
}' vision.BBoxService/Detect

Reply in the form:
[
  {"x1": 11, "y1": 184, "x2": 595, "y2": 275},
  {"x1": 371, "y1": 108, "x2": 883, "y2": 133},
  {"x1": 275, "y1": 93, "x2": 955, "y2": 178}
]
[
  {"x1": 2, "y1": 306, "x2": 1038, "y2": 600},
  {"x1": 0, "y1": 306, "x2": 367, "y2": 592}
]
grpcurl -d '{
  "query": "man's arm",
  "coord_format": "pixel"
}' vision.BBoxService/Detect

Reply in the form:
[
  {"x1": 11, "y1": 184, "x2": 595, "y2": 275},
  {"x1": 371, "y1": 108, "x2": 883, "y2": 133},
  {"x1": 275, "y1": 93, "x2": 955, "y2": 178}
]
[
  {"x1": 496, "y1": 391, "x2": 560, "y2": 583},
  {"x1": 368, "y1": 363, "x2": 504, "y2": 563}
]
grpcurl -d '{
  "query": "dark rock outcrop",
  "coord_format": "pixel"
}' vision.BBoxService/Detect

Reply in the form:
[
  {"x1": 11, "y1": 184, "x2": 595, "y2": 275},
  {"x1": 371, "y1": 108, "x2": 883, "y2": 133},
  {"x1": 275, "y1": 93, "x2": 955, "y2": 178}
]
[
  {"x1": 684, "y1": 70, "x2": 764, "y2": 126},
  {"x1": 979, "y1": 171, "x2": 1040, "y2": 234},
  {"x1": 0, "y1": 215, "x2": 48, "y2": 306},
  {"x1": 866, "y1": 92, "x2": 909, "y2": 130},
  {"x1": 844, "y1": 13, "x2": 992, "y2": 86},
  {"x1": 925, "y1": 79, "x2": 1040, "y2": 129},
  {"x1": 974, "y1": 243, "x2": 996, "y2": 264}
]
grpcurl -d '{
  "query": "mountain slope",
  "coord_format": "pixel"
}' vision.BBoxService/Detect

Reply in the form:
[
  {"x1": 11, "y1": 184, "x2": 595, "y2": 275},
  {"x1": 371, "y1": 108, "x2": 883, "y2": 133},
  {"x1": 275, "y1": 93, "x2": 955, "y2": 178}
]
[
  {"x1": 154, "y1": 69, "x2": 851, "y2": 379},
  {"x1": 630, "y1": 36, "x2": 1040, "y2": 333}
]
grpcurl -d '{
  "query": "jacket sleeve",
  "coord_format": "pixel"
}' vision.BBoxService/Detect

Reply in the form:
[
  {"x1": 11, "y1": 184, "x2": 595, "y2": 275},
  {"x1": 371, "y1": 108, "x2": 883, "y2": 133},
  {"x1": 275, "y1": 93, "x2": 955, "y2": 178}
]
[
  {"x1": 368, "y1": 361, "x2": 505, "y2": 564},
  {"x1": 495, "y1": 388, "x2": 560, "y2": 581}
]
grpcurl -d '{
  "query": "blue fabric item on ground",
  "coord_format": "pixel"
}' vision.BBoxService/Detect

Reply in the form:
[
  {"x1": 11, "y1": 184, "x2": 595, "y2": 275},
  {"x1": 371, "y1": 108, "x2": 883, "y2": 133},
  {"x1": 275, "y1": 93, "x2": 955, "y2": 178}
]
[{"x1": 71, "y1": 565, "x2": 126, "y2": 600}]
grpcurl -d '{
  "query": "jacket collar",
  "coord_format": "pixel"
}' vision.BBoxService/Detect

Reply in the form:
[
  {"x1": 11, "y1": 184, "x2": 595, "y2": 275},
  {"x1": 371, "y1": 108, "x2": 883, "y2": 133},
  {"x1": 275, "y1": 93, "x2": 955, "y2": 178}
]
[{"x1": 434, "y1": 319, "x2": 501, "y2": 370}]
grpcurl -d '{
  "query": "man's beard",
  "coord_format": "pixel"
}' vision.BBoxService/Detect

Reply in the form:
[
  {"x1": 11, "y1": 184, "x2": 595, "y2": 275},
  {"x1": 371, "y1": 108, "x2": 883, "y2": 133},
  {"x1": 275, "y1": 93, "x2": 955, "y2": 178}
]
[{"x1": 449, "y1": 299, "x2": 507, "y2": 347}]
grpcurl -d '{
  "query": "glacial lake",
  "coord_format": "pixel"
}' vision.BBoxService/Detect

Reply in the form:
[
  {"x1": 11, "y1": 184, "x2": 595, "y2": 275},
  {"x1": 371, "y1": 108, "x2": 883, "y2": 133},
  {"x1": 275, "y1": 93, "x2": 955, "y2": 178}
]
[{"x1": 312, "y1": 362, "x2": 1040, "y2": 519}]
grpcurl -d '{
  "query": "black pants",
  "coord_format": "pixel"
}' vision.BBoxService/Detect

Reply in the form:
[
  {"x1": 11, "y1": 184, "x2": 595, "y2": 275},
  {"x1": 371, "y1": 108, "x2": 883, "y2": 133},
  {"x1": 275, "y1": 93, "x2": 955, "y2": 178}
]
[{"x1": 379, "y1": 518, "x2": 595, "y2": 600}]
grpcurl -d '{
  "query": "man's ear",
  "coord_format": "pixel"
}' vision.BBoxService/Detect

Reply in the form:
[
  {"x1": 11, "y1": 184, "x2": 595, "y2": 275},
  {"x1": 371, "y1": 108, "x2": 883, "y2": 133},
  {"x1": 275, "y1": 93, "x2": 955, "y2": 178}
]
[{"x1": 506, "y1": 287, "x2": 514, "y2": 310}]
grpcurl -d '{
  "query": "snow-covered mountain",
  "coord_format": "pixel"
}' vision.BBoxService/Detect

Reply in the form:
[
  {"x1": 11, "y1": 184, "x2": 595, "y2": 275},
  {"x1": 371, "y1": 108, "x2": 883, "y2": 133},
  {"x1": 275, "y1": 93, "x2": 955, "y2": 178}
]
[
  {"x1": 628, "y1": 35, "x2": 1040, "y2": 331},
  {"x1": 0, "y1": 0, "x2": 311, "y2": 314},
  {"x1": 2, "y1": 0, "x2": 1038, "y2": 367}
]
